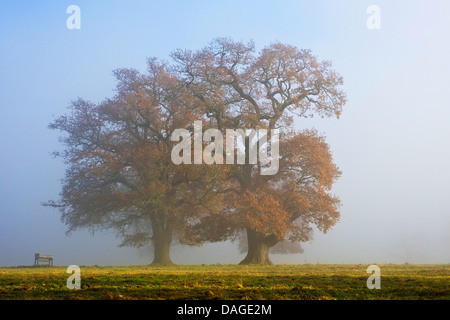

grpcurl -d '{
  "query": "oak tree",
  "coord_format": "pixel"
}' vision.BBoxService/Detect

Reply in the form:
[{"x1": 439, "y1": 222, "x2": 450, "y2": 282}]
[
  {"x1": 44, "y1": 59, "x2": 223, "y2": 265},
  {"x1": 173, "y1": 38, "x2": 346, "y2": 264}
]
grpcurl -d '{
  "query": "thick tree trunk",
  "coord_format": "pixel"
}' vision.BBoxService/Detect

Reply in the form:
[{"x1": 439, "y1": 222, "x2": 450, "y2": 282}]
[
  {"x1": 239, "y1": 228, "x2": 276, "y2": 265},
  {"x1": 151, "y1": 216, "x2": 174, "y2": 266},
  {"x1": 238, "y1": 141, "x2": 279, "y2": 265}
]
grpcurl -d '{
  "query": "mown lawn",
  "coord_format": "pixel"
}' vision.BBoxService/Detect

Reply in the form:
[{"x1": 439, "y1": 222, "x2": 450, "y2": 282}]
[{"x1": 0, "y1": 264, "x2": 449, "y2": 300}]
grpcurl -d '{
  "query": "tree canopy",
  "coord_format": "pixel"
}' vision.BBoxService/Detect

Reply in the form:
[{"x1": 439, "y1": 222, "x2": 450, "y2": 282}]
[
  {"x1": 173, "y1": 38, "x2": 346, "y2": 264},
  {"x1": 45, "y1": 59, "x2": 225, "y2": 265},
  {"x1": 45, "y1": 38, "x2": 346, "y2": 265}
]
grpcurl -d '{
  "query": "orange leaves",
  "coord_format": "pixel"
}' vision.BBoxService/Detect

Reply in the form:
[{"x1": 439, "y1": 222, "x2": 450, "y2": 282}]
[
  {"x1": 278, "y1": 129, "x2": 341, "y2": 190},
  {"x1": 217, "y1": 127, "x2": 342, "y2": 245},
  {"x1": 47, "y1": 38, "x2": 346, "y2": 260},
  {"x1": 232, "y1": 190, "x2": 289, "y2": 237}
]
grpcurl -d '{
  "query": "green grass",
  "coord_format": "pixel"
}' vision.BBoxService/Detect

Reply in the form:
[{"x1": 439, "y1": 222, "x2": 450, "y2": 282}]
[{"x1": 1, "y1": 264, "x2": 449, "y2": 300}]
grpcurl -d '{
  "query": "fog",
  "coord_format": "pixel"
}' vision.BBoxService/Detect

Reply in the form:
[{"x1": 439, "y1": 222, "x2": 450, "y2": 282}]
[{"x1": 1, "y1": 0, "x2": 450, "y2": 266}]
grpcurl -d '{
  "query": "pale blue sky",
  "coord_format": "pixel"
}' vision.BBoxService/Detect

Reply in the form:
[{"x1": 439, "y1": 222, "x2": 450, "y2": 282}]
[{"x1": 1, "y1": 1, "x2": 450, "y2": 266}]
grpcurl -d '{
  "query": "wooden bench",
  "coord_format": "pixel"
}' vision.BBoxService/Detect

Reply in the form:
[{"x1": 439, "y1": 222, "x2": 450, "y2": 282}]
[{"x1": 34, "y1": 253, "x2": 53, "y2": 266}]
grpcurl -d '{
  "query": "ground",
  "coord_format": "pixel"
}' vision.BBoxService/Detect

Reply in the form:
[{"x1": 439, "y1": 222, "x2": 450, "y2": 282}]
[{"x1": 0, "y1": 264, "x2": 449, "y2": 300}]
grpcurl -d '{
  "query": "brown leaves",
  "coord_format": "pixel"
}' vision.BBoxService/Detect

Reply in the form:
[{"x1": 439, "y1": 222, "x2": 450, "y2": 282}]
[
  {"x1": 231, "y1": 189, "x2": 289, "y2": 237},
  {"x1": 278, "y1": 129, "x2": 341, "y2": 189},
  {"x1": 173, "y1": 38, "x2": 346, "y2": 130},
  {"x1": 46, "y1": 55, "x2": 223, "y2": 249},
  {"x1": 46, "y1": 38, "x2": 346, "y2": 259}
]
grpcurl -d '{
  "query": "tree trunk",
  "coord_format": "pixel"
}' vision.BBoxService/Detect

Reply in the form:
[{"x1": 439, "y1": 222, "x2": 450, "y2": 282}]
[
  {"x1": 239, "y1": 228, "x2": 275, "y2": 265},
  {"x1": 238, "y1": 141, "x2": 278, "y2": 265},
  {"x1": 151, "y1": 216, "x2": 174, "y2": 266}
]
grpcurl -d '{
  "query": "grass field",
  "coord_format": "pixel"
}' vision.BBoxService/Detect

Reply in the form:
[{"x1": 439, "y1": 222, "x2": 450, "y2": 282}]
[{"x1": 1, "y1": 264, "x2": 449, "y2": 300}]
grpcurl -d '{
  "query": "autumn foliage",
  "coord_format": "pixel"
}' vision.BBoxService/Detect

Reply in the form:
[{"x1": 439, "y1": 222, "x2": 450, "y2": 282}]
[
  {"x1": 45, "y1": 60, "x2": 224, "y2": 265},
  {"x1": 45, "y1": 38, "x2": 346, "y2": 265},
  {"x1": 174, "y1": 39, "x2": 346, "y2": 264}
]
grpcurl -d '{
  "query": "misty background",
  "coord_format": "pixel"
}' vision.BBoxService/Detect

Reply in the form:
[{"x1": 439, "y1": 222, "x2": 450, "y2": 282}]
[{"x1": 1, "y1": 0, "x2": 450, "y2": 266}]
